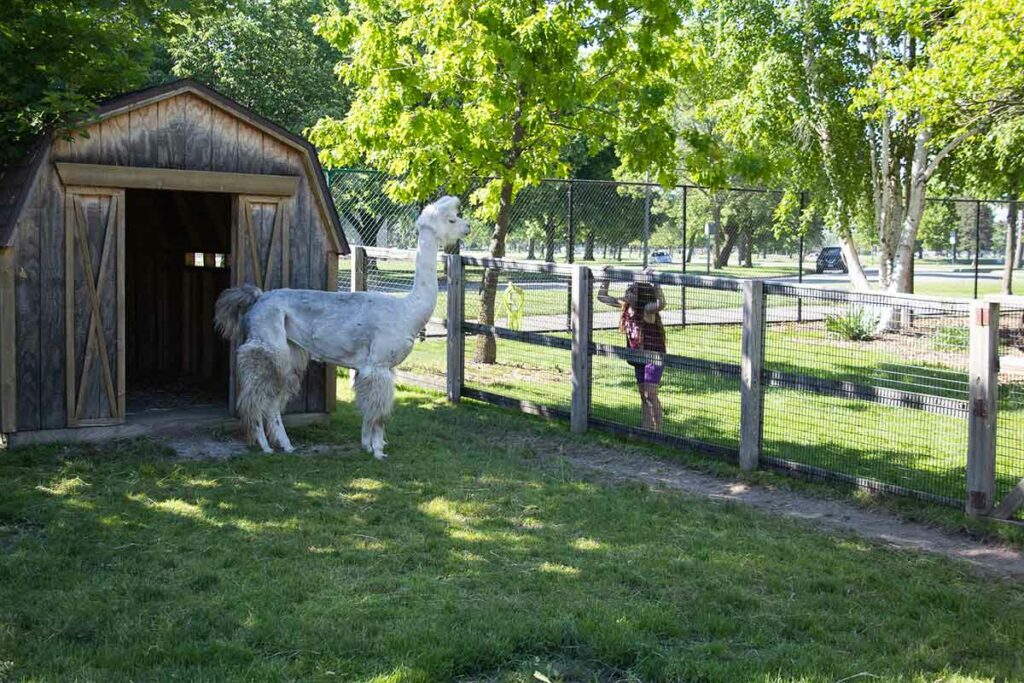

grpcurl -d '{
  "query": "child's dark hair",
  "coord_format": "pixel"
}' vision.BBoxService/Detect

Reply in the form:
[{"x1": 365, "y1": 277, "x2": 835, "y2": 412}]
[{"x1": 619, "y1": 281, "x2": 661, "y2": 334}]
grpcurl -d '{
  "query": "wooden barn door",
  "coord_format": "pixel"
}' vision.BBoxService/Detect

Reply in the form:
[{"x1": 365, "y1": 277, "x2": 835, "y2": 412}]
[
  {"x1": 65, "y1": 187, "x2": 125, "y2": 426},
  {"x1": 234, "y1": 195, "x2": 290, "y2": 290},
  {"x1": 230, "y1": 195, "x2": 291, "y2": 413}
]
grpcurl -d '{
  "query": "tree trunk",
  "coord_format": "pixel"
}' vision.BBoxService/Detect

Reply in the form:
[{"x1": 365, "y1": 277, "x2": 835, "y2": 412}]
[
  {"x1": 742, "y1": 230, "x2": 753, "y2": 267},
  {"x1": 1004, "y1": 196, "x2": 1019, "y2": 294},
  {"x1": 714, "y1": 225, "x2": 739, "y2": 269},
  {"x1": 616, "y1": 244, "x2": 623, "y2": 261},
  {"x1": 527, "y1": 238, "x2": 536, "y2": 260},
  {"x1": 474, "y1": 179, "x2": 515, "y2": 364},
  {"x1": 584, "y1": 230, "x2": 595, "y2": 261},
  {"x1": 543, "y1": 215, "x2": 556, "y2": 262}
]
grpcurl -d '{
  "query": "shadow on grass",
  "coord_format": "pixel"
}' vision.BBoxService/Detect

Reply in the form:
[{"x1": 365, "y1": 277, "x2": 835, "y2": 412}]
[{"x1": 1, "y1": 393, "x2": 1023, "y2": 681}]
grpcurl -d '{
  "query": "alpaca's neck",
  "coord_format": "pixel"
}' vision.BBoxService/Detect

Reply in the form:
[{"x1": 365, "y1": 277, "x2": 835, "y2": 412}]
[{"x1": 406, "y1": 227, "x2": 440, "y2": 319}]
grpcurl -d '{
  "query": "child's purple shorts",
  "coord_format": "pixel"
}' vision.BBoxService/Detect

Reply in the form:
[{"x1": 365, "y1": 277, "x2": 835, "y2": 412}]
[{"x1": 632, "y1": 362, "x2": 664, "y2": 386}]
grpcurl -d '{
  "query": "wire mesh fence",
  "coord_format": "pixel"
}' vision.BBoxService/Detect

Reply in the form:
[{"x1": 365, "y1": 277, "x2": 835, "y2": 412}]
[
  {"x1": 338, "y1": 237, "x2": 1024, "y2": 516},
  {"x1": 760, "y1": 285, "x2": 973, "y2": 504},
  {"x1": 996, "y1": 303, "x2": 1024, "y2": 519},
  {"x1": 590, "y1": 270, "x2": 743, "y2": 455},
  {"x1": 460, "y1": 259, "x2": 574, "y2": 416}
]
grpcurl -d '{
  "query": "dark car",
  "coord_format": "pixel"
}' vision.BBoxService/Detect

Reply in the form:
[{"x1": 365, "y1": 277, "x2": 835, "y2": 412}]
[{"x1": 815, "y1": 246, "x2": 847, "y2": 274}]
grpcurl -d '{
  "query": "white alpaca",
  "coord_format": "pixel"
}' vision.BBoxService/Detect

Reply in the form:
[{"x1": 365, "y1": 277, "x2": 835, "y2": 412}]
[{"x1": 214, "y1": 196, "x2": 469, "y2": 459}]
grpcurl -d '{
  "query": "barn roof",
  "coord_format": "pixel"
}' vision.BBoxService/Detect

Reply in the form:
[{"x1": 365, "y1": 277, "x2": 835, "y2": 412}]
[{"x1": 0, "y1": 79, "x2": 348, "y2": 254}]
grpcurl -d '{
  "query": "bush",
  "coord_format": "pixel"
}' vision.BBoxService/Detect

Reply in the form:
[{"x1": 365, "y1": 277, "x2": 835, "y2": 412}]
[{"x1": 825, "y1": 308, "x2": 877, "y2": 341}]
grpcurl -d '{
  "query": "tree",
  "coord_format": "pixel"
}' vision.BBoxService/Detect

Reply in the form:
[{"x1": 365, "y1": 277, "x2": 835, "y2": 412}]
[
  {"x1": 839, "y1": 0, "x2": 1024, "y2": 293},
  {"x1": 670, "y1": 0, "x2": 870, "y2": 279},
  {"x1": 311, "y1": 0, "x2": 684, "y2": 363},
  {"x1": 0, "y1": 1, "x2": 210, "y2": 163},
  {"x1": 168, "y1": 0, "x2": 348, "y2": 135}
]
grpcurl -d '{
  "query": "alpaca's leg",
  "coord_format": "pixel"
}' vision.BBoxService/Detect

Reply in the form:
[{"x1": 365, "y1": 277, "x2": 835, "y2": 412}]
[
  {"x1": 354, "y1": 366, "x2": 395, "y2": 460},
  {"x1": 360, "y1": 416, "x2": 373, "y2": 454},
  {"x1": 269, "y1": 411, "x2": 293, "y2": 452},
  {"x1": 370, "y1": 417, "x2": 388, "y2": 460},
  {"x1": 236, "y1": 339, "x2": 291, "y2": 454}
]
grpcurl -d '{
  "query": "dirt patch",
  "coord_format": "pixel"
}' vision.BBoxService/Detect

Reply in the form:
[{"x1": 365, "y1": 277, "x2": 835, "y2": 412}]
[
  {"x1": 518, "y1": 434, "x2": 1024, "y2": 579},
  {"x1": 163, "y1": 433, "x2": 337, "y2": 460}
]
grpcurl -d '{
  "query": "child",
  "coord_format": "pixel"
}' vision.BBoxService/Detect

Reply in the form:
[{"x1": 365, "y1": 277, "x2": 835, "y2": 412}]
[{"x1": 597, "y1": 273, "x2": 665, "y2": 432}]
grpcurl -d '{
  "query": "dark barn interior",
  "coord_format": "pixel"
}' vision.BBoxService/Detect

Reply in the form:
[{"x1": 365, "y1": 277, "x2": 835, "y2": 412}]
[{"x1": 125, "y1": 190, "x2": 232, "y2": 412}]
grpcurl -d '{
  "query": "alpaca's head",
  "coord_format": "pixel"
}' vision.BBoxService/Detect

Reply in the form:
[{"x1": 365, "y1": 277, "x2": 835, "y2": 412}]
[{"x1": 417, "y1": 196, "x2": 469, "y2": 247}]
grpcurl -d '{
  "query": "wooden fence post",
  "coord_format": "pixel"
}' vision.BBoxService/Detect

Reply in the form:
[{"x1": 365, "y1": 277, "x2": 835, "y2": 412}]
[
  {"x1": 967, "y1": 300, "x2": 999, "y2": 515},
  {"x1": 446, "y1": 254, "x2": 464, "y2": 403},
  {"x1": 351, "y1": 246, "x2": 367, "y2": 293},
  {"x1": 571, "y1": 264, "x2": 592, "y2": 434},
  {"x1": 0, "y1": 248, "x2": 16, "y2": 433},
  {"x1": 739, "y1": 279, "x2": 765, "y2": 471}
]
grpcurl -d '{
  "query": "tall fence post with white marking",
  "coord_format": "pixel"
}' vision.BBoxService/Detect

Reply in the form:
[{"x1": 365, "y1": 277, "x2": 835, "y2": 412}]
[
  {"x1": 967, "y1": 300, "x2": 999, "y2": 515},
  {"x1": 739, "y1": 279, "x2": 766, "y2": 471}
]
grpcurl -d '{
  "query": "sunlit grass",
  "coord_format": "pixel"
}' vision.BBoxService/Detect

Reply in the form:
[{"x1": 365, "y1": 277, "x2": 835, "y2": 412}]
[{"x1": 1, "y1": 390, "x2": 1023, "y2": 681}]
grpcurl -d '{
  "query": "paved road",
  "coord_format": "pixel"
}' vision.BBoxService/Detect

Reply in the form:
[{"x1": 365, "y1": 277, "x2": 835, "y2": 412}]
[{"x1": 775, "y1": 266, "x2": 1003, "y2": 289}]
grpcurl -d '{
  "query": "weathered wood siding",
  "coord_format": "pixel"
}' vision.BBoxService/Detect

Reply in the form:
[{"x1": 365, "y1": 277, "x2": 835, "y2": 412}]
[{"x1": 10, "y1": 92, "x2": 336, "y2": 432}]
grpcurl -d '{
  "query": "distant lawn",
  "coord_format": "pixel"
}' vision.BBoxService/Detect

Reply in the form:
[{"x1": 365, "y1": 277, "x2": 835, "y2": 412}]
[{"x1": 2, "y1": 388, "x2": 1023, "y2": 681}]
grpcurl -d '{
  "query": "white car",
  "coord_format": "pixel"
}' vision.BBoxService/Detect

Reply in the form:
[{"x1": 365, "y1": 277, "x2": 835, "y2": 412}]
[{"x1": 651, "y1": 250, "x2": 672, "y2": 264}]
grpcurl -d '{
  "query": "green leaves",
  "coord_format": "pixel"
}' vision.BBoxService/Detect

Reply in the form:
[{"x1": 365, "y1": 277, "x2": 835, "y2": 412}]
[{"x1": 309, "y1": 0, "x2": 686, "y2": 216}]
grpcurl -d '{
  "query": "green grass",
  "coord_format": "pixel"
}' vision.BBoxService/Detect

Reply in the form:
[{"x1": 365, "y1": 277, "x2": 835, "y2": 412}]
[
  {"x1": 2, "y1": 389, "x2": 1024, "y2": 681},
  {"x1": 398, "y1": 320, "x2": 1024, "y2": 509}
]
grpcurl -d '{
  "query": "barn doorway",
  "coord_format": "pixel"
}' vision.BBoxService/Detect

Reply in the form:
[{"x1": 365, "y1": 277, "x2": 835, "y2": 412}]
[{"x1": 125, "y1": 190, "x2": 232, "y2": 414}]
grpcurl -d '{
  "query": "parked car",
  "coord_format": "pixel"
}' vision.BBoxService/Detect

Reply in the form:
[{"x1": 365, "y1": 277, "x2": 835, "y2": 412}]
[
  {"x1": 815, "y1": 246, "x2": 848, "y2": 273},
  {"x1": 651, "y1": 249, "x2": 672, "y2": 264}
]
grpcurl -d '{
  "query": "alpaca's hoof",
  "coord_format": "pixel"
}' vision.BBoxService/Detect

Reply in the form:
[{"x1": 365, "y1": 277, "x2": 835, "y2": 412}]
[
  {"x1": 373, "y1": 451, "x2": 388, "y2": 461},
  {"x1": 281, "y1": 445, "x2": 295, "y2": 454},
  {"x1": 361, "y1": 439, "x2": 373, "y2": 454}
]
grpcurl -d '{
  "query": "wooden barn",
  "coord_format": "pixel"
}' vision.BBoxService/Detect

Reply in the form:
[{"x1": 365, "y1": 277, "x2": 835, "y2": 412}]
[{"x1": 0, "y1": 79, "x2": 349, "y2": 446}]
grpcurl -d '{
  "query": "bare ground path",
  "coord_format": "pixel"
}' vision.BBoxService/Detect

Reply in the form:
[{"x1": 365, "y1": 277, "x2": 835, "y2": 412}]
[{"x1": 515, "y1": 434, "x2": 1024, "y2": 579}]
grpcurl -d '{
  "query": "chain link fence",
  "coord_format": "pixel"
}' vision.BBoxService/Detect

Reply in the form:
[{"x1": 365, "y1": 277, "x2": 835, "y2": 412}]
[{"x1": 328, "y1": 169, "x2": 1024, "y2": 298}]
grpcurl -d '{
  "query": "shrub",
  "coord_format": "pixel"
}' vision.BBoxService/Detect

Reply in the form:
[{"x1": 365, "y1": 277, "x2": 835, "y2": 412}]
[{"x1": 825, "y1": 308, "x2": 877, "y2": 341}]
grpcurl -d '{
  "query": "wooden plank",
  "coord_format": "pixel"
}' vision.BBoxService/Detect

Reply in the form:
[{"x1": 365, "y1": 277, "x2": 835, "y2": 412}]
[
  {"x1": 287, "y1": 169, "x2": 310, "y2": 414},
  {"x1": 55, "y1": 163, "x2": 299, "y2": 196},
  {"x1": 129, "y1": 104, "x2": 160, "y2": 167},
  {"x1": 306, "y1": 207, "x2": 327, "y2": 412},
  {"x1": 66, "y1": 124, "x2": 103, "y2": 164},
  {"x1": 15, "y1": 195, "x2": 41, "y2": 431},
  {"x1": 116, "y1": 191, "x2": 125, "y2": 418},
  {"x1": 967, "y1": 301, "x2": 999, "y2": 515},
  {"x1": 99, "y1": 114, "x2": 131, "y2": 166},
  {"x1": 993, "y1": 478, "x2": 1024, "y2": 520},
  {"x1": 261, "y1": 134, "x2": 292, "y2": 176},
  {"x1": 228, "y1": 195, "x2": 239, "y2": 414},
  {"x1": 158, "y1": 95, "x2": 187, "y2": 169},
  {"x1": 446, "y1": 254, "x2": 464, "y2": 403},
  {"x1": 570, "y1": 264, "x2": 591, "y2": 433},
  {"x1": 237, "y1": 124, "x2": 263, "y2": 174},
  {"x1": 184, "y1": 94, "x2": 213, "y2": 171},
  {"x1": 0, "y1": 247, "x2": 16, "y2": 432},
  {"x1": 739, "y1": 279, "x2": 765, "y2": 471},
  {"x1": 38, "y1": 167, "x2": 66, "y2": 428},
  {"x1": 324, "y1": 249, "x2": 338, "y2": 413},
  {"x1": 351, "y1": 246, "x2": 367, "y2": 293},
  {"x1": 65, "y1": 192, "x2": 76, "y2": 427},
  {"x1": 210, "y1": 106, "x2": 239, "y2": 172}
]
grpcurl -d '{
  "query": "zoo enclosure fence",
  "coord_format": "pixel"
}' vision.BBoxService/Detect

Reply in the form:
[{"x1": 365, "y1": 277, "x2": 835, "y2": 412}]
[
  {"x1": 329, "y1": 168, "x2": 1024, "y2": 298},
  {"x1": 351, "y1": 246, "x2": 1024, "y2": 520}
]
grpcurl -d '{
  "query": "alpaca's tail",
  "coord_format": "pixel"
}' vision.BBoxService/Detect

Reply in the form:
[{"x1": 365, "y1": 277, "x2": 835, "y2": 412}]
[{"x1": 214, "y1": 285, "x2": 262, "y2": 341}]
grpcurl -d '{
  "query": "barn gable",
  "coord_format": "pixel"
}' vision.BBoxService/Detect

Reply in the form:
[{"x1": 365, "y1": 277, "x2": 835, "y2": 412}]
[
  {"x1": 1, "y1": 80, "x2": 345, "y2": 439},
  {"x1": 0, "y1": 79, "x2": 346, "y2": 254}
]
